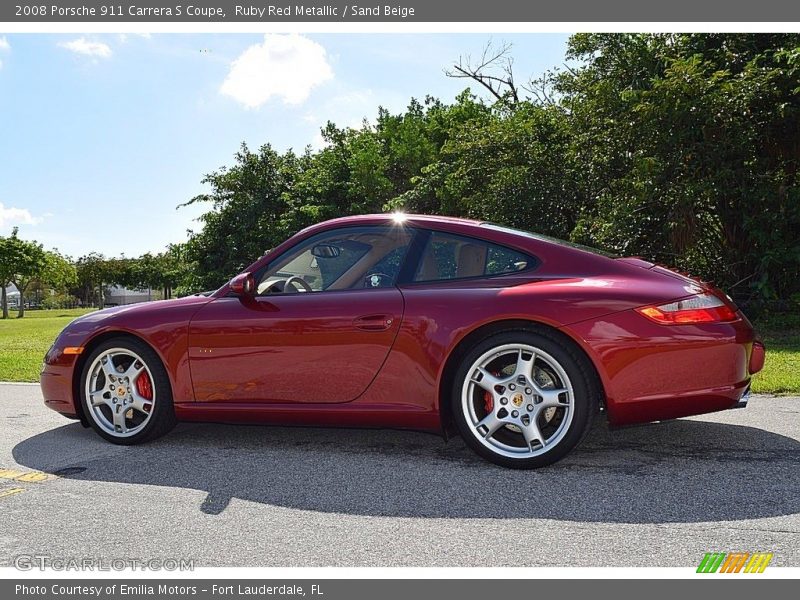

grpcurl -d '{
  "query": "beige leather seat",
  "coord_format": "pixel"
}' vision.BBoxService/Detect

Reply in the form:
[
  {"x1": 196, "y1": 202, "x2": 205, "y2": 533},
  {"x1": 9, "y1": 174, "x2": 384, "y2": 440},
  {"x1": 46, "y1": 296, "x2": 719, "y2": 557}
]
[
  {"x1": 456, "y1": 243, "x2": 487, "y2": 278},
  {"x1": 418, "y1": 252, "x2": 440, "y2": 280}
]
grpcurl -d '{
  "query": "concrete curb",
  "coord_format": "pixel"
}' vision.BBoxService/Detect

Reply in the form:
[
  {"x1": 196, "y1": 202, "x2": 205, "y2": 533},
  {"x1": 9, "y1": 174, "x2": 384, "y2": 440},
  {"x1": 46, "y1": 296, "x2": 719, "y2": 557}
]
[{"x1": 0, "y1": 382, "x2": 39, "y2": 386}]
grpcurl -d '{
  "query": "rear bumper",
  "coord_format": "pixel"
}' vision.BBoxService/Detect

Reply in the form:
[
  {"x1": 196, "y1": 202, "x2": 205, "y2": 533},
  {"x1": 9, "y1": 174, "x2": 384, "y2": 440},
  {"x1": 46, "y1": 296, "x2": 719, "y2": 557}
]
[
  {"x1": 567, "y1": 310, "x2": 762, "y2": 426},
  {"x1": 749, "y1": 340, "x2": 766, "y2": 375}
]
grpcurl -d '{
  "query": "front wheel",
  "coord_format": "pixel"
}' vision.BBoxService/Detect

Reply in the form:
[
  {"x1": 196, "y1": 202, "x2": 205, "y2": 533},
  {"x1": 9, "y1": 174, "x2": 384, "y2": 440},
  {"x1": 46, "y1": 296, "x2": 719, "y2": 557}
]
[
  {"x1": 80, "y1": 337, "x2": 177, "y2": 445},
  {"x1": 452, "y1": 330, "x2": 598, "y2": 468}
]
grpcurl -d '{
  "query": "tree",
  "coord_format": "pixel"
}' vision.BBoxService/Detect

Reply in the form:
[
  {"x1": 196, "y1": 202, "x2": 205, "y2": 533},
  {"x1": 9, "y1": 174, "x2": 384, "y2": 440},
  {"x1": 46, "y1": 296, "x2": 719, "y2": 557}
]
[
  {"x1": 1, "y1": 234, "x2": 47, "y2": 318},
  {"x1": 21, "y1": 251, "x2": 78, "y2": 311},
  {"x1": 129, "y1": 245, "x2": 189, "y2": 300},
  {"x1": 446, "y1": 41, "x2": 522, "y2": 107},
  {"x1": 555, "y1": 33, "x2": 800, "y2": 305},
  {"x1": 75, "y1": 253, "x2": 110, "y2": 308},
  {"x1": 181, "y1": 143, "x2": 305, "y2": 291},
  {"x1": 41, "y1": 251, "x2": 77, "y2": 294},
  {"x1": 0, "y1": 230, "x2": 20, "y2": 319}
]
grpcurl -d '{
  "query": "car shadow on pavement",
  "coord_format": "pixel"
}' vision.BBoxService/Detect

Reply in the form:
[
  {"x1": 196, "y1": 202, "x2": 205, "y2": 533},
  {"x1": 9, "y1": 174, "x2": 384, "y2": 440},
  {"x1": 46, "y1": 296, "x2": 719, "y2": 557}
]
[{"x1": 12, "y1": 417, "x2": 800, "y2": 524}]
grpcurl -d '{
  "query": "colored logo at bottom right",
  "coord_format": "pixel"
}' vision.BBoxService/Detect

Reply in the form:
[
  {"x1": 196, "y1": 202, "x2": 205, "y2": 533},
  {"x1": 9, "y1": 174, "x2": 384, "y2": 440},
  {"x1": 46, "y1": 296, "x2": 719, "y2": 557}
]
[{"x1": 697, "y1": 552, "x2": 773, "y2": 573}]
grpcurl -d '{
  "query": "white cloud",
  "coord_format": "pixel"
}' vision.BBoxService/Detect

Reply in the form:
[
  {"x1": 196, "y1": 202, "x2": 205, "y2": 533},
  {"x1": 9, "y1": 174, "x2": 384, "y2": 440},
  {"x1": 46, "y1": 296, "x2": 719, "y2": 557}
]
[
  {"x1": 59, "y1": 37, "x2": 112, "y2": 58},
  {"x1": 117, "y1": 33, "x2": 152, "y2": 43},
  {"x1": 0, "y1": 203, "x2": 42, "y2": 229},
  {"x1": 221, "y1": 34, "x2": 333, "y2": 108}
]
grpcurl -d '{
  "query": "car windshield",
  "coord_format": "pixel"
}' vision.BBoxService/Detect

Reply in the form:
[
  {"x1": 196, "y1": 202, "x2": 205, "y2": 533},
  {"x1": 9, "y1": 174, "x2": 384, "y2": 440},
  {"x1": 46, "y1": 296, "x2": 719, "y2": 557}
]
[
  {"x1": 256, "y1": 226, "x2": 414, "y2": 294},
  {"x1": 480, "y1": 223, "x2": 620, "y2": 259}
]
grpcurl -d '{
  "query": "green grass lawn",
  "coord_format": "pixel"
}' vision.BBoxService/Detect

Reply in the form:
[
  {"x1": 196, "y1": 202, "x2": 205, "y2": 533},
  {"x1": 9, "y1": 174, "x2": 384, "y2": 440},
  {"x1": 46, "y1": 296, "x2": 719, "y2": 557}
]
[
  {"x1": 750, "y1": 313, "x2": 800, "y2": 395},
  {"x1": 0, "y1": 308, "x2": 95, "y2": 382},
  {"x1": 0, "y1": 307, "x2": 797, "y2": 394}
]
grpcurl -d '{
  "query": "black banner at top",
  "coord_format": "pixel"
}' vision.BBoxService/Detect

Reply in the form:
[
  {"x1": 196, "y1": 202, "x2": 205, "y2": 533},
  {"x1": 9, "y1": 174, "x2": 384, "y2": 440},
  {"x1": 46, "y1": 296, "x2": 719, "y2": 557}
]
[{"x1": 2, "y1": 0, "x2": 800, "y2": 22}]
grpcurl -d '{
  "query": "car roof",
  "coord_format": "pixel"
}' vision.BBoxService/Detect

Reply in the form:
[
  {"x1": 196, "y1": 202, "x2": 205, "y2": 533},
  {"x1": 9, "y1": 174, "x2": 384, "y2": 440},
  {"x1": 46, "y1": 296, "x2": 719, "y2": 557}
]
[
  {"x1": 302, "y1": 213, "x2": 553, "y2": 256},
  {"x1": 319, "y1": 213, "x2": 484, "y2": 228}
]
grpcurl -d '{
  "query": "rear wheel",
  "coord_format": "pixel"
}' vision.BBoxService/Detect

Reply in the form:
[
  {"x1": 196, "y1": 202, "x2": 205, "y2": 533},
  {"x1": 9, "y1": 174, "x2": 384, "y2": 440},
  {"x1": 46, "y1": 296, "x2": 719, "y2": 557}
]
[
  {"x1": 452, "y1": 330, "x2": 598, "y2": 468},
  {"x1": 80, "y1": 337, "x2": 177, "y2": 445}
]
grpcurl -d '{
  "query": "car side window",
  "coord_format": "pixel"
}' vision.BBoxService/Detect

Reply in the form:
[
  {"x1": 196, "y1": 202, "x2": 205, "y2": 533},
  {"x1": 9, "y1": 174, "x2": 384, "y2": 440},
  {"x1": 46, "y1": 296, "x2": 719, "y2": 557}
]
[
  {"x1": 257, "y1": 226, "x2": 413, "y2": 295},
  {"x1": 413, "y1": 232, "x2": 531, "y2": 283}
]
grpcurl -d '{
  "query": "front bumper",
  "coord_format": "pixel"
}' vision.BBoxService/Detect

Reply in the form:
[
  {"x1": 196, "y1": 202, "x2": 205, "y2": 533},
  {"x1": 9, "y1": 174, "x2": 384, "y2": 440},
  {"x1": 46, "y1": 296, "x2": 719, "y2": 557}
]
[{"x1": 40, "y1": 346, "x2": 80, "y2": 419}]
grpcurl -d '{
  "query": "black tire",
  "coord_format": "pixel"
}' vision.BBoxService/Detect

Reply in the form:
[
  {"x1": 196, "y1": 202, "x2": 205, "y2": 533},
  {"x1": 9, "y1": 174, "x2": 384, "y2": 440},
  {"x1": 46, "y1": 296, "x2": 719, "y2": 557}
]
[
  {"x1": 80, "y1": 337, "x2": 177, "y2": 445},
  {"x1": 451, "y1": 329, "x2": 599, "y2": 469}
]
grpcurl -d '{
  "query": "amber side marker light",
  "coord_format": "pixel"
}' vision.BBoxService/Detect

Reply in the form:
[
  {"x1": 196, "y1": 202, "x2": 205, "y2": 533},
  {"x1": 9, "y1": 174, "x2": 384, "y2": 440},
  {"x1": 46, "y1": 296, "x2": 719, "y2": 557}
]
[
  {"x1": 636, "y1": 292, "x2": 738, "y2": 325},
  {"x1": 62, "y1": 347, "x2": 84, "y2": 355}
]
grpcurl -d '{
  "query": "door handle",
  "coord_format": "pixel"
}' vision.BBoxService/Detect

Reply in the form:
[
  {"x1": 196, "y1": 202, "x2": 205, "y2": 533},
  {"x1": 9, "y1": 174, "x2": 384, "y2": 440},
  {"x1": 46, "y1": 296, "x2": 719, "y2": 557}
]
[{"x1": 353, "y1": 314, "x2": 394, "y2": 331}]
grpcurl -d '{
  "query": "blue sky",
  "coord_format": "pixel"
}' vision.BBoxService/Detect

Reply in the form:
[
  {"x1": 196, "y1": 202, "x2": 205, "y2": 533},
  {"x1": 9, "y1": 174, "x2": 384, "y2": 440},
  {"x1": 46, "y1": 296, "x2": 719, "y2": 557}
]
[{"x1": 0, "y1": 33, "x2": 570, "y2": 258}]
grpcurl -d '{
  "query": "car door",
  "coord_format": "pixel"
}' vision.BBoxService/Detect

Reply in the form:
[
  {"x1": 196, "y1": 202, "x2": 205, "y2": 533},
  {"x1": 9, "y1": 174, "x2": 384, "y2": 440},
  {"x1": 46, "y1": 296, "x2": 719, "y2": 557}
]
[{"x1": 187, "y1": 225, "x2": 413, "y2": 404}]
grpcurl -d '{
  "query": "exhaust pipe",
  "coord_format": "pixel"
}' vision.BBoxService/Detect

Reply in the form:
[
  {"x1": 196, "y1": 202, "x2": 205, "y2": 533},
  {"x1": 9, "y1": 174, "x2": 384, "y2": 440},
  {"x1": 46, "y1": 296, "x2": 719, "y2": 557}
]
[{"x1": 733, "y1": 384, "x2": 751, "y2": 409}]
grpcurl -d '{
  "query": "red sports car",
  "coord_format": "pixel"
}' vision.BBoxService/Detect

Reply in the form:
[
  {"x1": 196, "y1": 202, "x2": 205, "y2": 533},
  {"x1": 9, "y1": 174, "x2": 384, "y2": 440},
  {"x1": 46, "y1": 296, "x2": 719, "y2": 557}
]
[{"x1": 40, "y1": 214, "x2": 765, "y2": 468}]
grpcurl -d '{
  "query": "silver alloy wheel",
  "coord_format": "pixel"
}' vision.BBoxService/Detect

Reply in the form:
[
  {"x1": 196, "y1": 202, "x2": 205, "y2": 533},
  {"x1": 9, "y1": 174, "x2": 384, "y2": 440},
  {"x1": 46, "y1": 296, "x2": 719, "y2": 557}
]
[
  {"x1": 461, "y1": 343, "x2": 574, "y2": 459},
  {"x1": 85, "y1": 348, "x2": 156, "y2": 438}
]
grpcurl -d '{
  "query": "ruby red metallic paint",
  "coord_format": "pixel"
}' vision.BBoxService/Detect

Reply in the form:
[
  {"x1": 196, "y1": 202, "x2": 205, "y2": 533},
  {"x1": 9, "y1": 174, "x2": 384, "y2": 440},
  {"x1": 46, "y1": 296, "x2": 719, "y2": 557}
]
[{"x1": 40, "y1": 214, "x2": 763, "y2": 433}]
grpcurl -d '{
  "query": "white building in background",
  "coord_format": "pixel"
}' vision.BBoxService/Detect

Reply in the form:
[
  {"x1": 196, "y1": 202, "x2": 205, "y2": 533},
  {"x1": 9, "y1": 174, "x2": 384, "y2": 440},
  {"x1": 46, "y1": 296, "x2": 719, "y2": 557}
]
[
  {"x1": 3, "y1": 285, "x2": 21, "y2": 307},
  {"x1": 104, "y1": 286, "x2": 158, "y2": 306},
  {"x1": 3, "y1": 284, "x2": 156, "y2": 309}
]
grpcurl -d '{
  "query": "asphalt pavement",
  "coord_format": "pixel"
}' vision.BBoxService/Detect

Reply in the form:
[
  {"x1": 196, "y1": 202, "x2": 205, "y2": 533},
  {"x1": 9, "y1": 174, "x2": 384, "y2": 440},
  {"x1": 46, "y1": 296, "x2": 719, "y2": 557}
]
[{"x1": 0, "y1": 384, "x2": 797, "y2": 567}]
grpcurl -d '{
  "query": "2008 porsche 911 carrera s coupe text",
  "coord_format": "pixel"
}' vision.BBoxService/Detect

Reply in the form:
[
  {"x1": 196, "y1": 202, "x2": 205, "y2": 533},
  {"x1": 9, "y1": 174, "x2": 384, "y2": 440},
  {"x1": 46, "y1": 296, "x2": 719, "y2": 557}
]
[{"x1": 40, "y1": 214, "x2": 765, "y2": 468}]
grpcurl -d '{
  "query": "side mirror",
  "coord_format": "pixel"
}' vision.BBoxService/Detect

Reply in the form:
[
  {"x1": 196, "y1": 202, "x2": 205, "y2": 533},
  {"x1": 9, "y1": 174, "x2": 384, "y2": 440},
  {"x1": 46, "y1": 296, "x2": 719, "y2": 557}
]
[{"x1": 229, "y1": 272, "x2": 255, "y2": 297}]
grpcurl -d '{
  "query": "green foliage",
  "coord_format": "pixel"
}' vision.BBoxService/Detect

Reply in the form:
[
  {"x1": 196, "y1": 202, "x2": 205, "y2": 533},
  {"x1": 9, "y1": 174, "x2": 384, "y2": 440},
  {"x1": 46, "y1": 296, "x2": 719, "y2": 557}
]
[
  {"x1": 560, "y1": 34, "x2": 800, "y2": 307},
  {"x1": 0, "y1": 228, "x2": 52, "y2": 317},
  {"x1": 73, "y1": 252, "x2": 110, "y2": 308},
  {"x1": 40, "y1": 293, "x2": 80, "y2": 310},
  {"x1": 41, "y1": 251, "x2": 77, "y2": 292},
  {"x1": 180, "y1": 143, "x2": 304, "y2": 291},
  {"x1": 126, "y1": 245, "x2": 190, "y2": 299}
]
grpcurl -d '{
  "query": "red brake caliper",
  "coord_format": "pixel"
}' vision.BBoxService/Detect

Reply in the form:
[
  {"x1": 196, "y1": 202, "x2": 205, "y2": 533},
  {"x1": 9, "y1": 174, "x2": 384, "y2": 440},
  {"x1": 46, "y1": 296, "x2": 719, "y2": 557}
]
[
  {"x1": 135, "y1": 370, "x2": 153, "y2": 411},
  {"x1": 483, "y1": 391, "x2": 494, "y2": 414}
]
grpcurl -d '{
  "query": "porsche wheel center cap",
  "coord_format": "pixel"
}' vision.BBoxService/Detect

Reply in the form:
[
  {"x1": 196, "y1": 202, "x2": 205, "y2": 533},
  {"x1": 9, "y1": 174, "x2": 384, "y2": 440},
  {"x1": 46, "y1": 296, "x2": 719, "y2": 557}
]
[{"x1": 511, "y1": 393, "x2": 524, "y2": 407}]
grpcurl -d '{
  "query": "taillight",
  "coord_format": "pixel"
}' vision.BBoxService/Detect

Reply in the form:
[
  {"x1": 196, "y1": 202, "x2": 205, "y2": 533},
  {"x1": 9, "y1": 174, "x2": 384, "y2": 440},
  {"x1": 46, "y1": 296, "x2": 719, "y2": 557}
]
[{"x1": 635, "y1": 292, "x2": 738, "y2": 325}]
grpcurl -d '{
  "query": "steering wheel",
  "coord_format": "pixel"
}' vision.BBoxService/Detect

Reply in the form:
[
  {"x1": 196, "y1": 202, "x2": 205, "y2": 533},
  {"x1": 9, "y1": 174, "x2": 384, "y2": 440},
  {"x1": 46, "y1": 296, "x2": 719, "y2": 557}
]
[
  {"x1": 364, "y1": 273, "x2": 392, "y2": 288},
  {"x1": 284, "y1": 275, "x2": 313, "y2": 293}
]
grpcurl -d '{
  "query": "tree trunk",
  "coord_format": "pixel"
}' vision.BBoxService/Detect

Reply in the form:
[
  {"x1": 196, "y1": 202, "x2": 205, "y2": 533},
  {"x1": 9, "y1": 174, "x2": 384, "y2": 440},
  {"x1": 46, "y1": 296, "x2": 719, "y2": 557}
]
[
  {"x1": 14, "y1": 280, "x2": 26, "y2": 318},
  {"x1": 98, "y1": 285, "x2": 105, "y2": 309},
  {"x1": 1, "y1": 286, "x2": 7, "y2": 319}
]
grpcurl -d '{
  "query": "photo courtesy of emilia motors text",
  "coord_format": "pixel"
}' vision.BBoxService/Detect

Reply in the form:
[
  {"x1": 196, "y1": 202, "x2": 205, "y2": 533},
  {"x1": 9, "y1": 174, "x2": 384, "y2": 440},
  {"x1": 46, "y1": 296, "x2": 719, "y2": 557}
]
[{"x1": 0, "y1": 0, "x2": 799, "y2": 597}]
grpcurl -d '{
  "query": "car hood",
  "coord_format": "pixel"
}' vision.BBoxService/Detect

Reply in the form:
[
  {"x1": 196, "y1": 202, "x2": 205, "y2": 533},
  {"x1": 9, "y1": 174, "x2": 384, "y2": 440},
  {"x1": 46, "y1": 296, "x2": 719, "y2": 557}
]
[{"x1": 72, "y1": 295, "x2": 213, "y2": 325}]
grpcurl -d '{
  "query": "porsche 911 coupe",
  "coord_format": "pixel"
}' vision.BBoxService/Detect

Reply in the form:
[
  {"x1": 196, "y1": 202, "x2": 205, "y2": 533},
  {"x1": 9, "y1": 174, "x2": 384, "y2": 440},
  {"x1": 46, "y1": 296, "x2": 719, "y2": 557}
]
[{"x1": 40, "y1": 214, "x2": 765, "y2": 468}]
